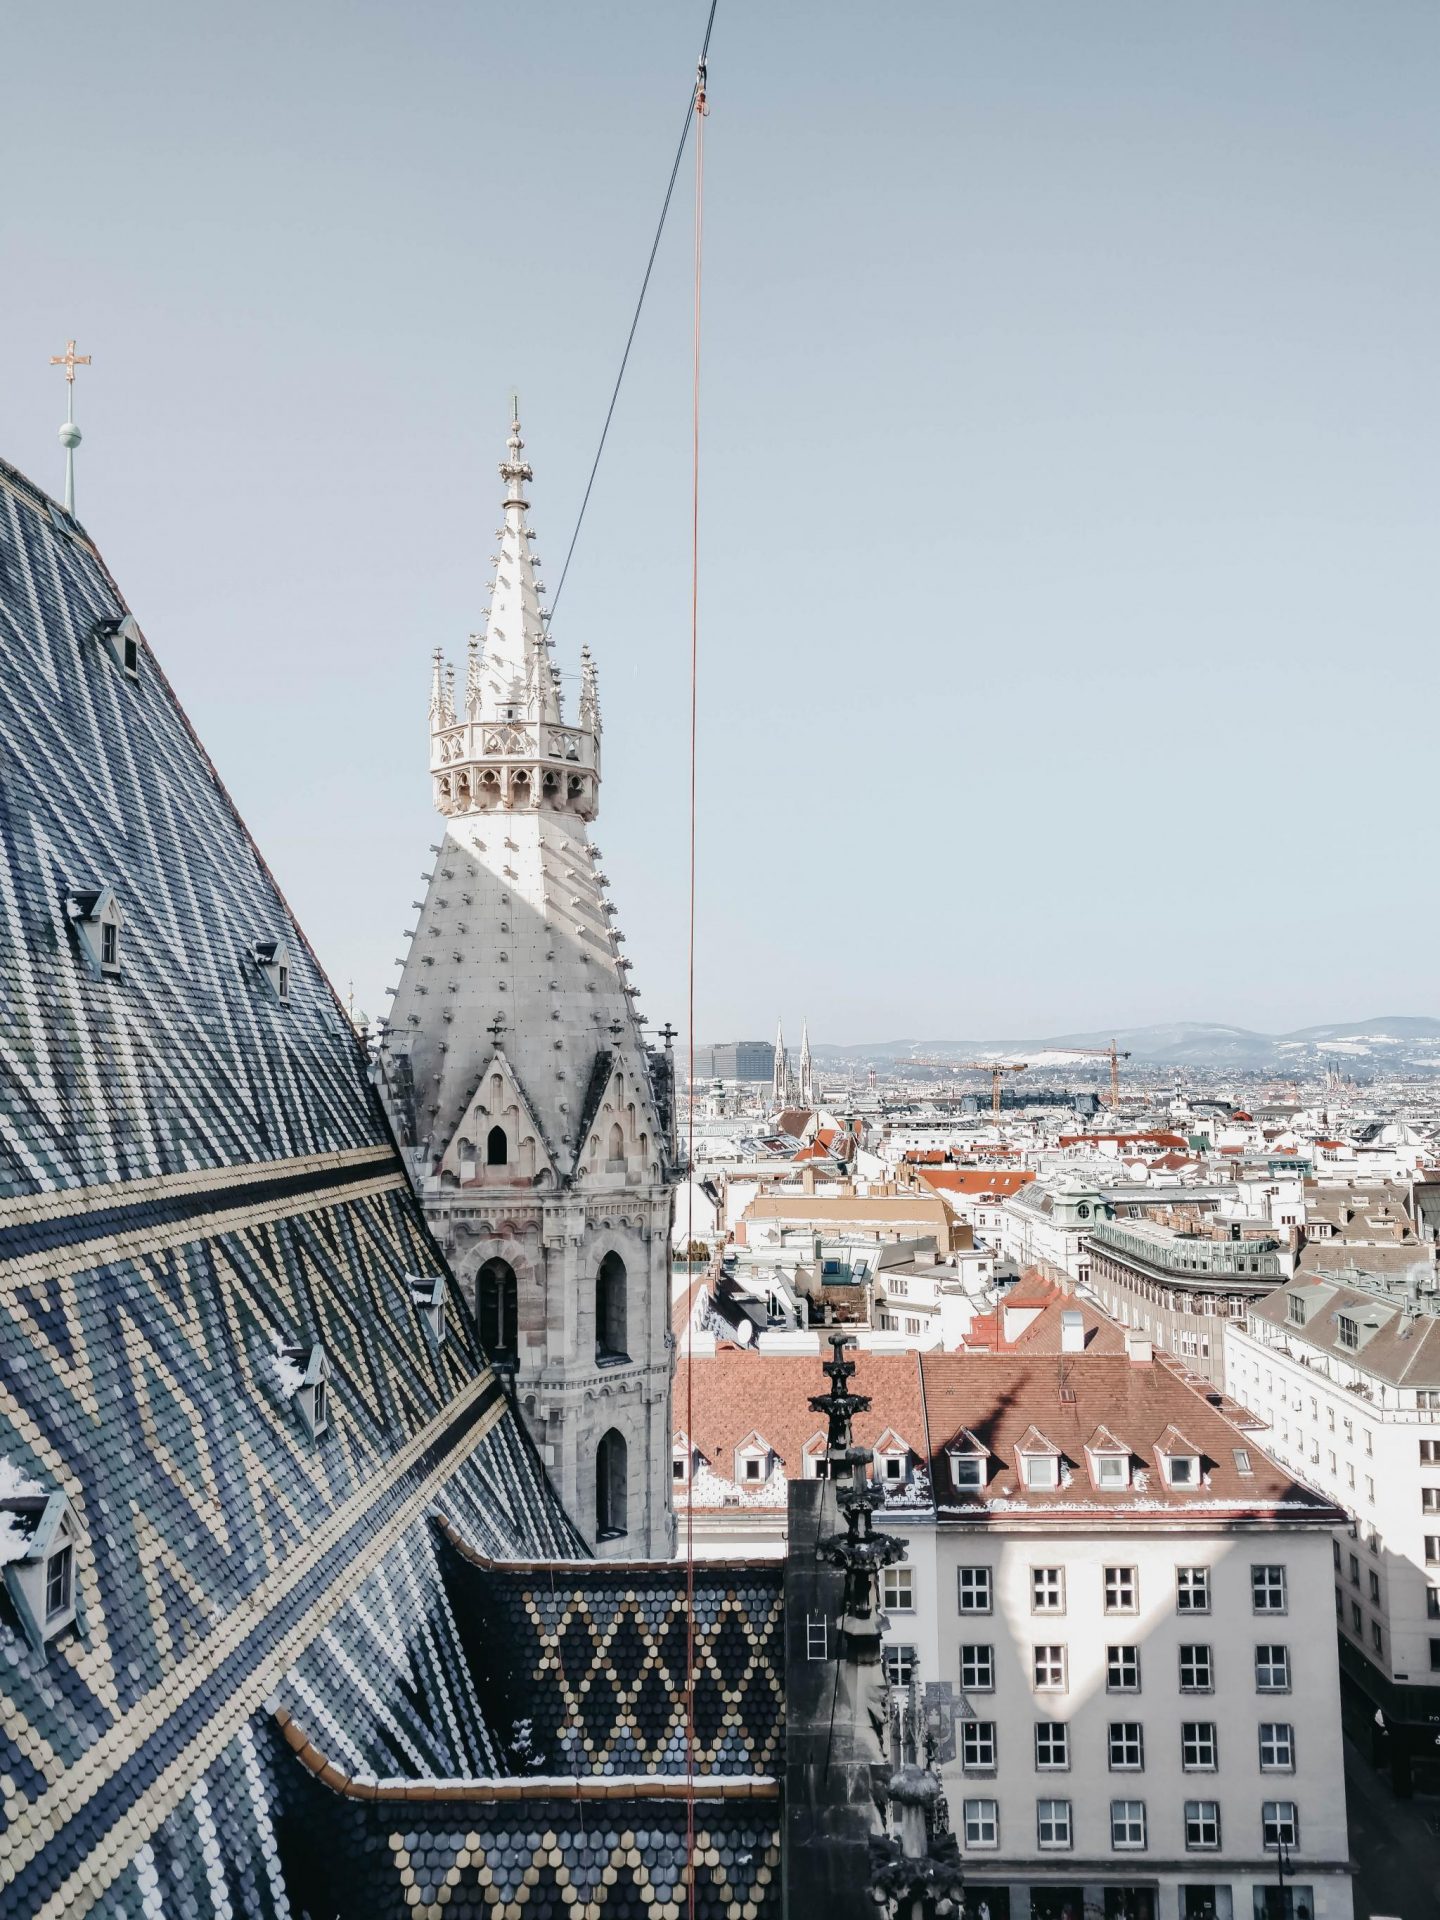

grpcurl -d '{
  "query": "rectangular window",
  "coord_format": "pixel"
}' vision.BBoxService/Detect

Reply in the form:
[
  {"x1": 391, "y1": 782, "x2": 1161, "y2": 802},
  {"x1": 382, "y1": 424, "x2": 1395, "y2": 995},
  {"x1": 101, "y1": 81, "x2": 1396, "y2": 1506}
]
[
  {"x1": 1429, "y1": 1640, "x2": 1440, "y2": 1673},
  {"x1": 1423, "y1": 1489, "x2": 1440, "y2": 1514},
  {"x1": 1110, "y1": 1799, "x2": 1146, "y2": 1850},
  {"x1": 1031, "y1": 1566, "x2": 1065, "y2": 1613},
  {"x1": 952, "y1": 1455, "x2": 986, "y2": 1489},
  {"x1": 1350, "y1": 1601, "x2": 1363, "y2": 1634},
  {"x1": 883, "y1": 1644, "x2": 916, "y2": 1688},
  {"x1": 881, "y1": 1566, "x2": 914, "y2": 1612},
  {"x1": 961, "y1": 1721, "x2": 996, "y2": 1772},
  {"x1": 1179, "y1": 1644, "x2": 1213, "y2": 1692},
  {"x1": 960, "y1": 1644, "x2": 994, "y2": 1692},
  {"x1": 1252, "y1": 1565, "x2": 1287, "y2": 1613},
  {"x1": 963, "y1": 1799, "x2": 999, "y2": 1849},
  {"x1": 958, "y1": 1566, "x2": 992, "y2": 1613},
  {"x1": 1106, "y1": 1645, "x2": 1140, "y2": 1692},
  {"x1": 1259, "y1": 1722, "x2": 1295, "y2": 1772},
  {"x1": 1036, "y1": 1798, "x2": 1072, "y2": 1850},
  {"x1": 1176, "y1": 1566, "x2": 1211, "y2": 1613},
  {"x1": 45, "y1": 1545, "x2": 73, "y2": 1622},
  {"x1": 1425, "y1": 1537, "x2": 1440, "y2": 1565},
  {"x1": 1256, "y1": 1645, "x2": 1291, "y2": 1692},
  {"x1": 1421, "y1": 1439, "x2": 1440, "y2": 1464},
  {"x1": 1033, "y1": 1644, "x2": 1067, "y2": 1692},
  {"x1": 672, "y1": 1456, "x2": 687, "y2": 1482},
  {"x1": 1022, "y1": 1453, "x2": 1060, "y2": 1490},
  {"x1": 1108, "y1": 1722, "x2": 1143, "y2": 1771},
  {"x1": 1262, "y1": 1801, "x2": 1299, "y2": 1850},
  {"x1": 1233, "y1": 1448, "x2": 1253, "y2": 1476},
  {"x1": 806, "y1": 1614, "x2": 828, "y2": 1661},
  {"x1": 100, "y1": 921, "x2": 118, "y2": 969},
  {"x1": 1349, "y1": 1554, "x2": 1360, "y2": 1586},
  {"x1": 1105, "y1": 1566, "x2": 1139, "y2": 1613},
  {"x1": 1185, "y1": 1801, "x2": 1221, "y2": 1851},
  {"x1": 1337, "y1": 1315, "x2": 1359, "y2": 1350},
  {"x1": 1370, "y1": 1571, "x2": 1382, "y2": 1605},
  {"x1": 1181, "y1": 1721, "x2": 1217, "y2": 1771},
  {"x1": 1372, "y1": 1620, "x2": 1384, "y2": 1655},
  {"x1": 1034, "y1": 1722, "x2": 1070, "y2": 1771}
]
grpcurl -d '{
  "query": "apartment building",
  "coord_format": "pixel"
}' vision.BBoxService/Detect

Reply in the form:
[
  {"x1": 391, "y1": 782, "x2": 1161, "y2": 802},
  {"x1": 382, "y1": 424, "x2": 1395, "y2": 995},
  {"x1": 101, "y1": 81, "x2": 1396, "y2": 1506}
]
[{"x1": 1226, "y1": 1269, "x2": 1440, "y2": 1782}]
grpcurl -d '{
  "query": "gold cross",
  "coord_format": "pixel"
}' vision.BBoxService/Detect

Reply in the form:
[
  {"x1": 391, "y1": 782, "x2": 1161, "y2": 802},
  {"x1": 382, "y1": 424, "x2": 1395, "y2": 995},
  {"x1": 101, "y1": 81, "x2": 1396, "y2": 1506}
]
[{"x1": 50, "y1": 339, "x2": 91, "y2": 385}]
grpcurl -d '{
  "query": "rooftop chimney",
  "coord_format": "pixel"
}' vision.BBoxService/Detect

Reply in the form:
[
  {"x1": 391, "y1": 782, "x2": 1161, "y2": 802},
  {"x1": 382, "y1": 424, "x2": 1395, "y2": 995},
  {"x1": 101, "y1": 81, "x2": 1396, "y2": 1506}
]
[
  {"x1": 1124, "y1": 1330, "x2": 1153, "y2": 1366},
  {"x1": 1060, "y1": 1310, "x2": 1085, "y2": 1354}
]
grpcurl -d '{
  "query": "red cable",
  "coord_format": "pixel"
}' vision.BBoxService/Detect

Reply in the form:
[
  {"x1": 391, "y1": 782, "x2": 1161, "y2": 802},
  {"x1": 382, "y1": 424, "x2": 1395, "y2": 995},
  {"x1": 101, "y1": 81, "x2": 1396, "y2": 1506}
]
[{"x1": 685, "y1": 58, "x2": 707, "y2": 1920}]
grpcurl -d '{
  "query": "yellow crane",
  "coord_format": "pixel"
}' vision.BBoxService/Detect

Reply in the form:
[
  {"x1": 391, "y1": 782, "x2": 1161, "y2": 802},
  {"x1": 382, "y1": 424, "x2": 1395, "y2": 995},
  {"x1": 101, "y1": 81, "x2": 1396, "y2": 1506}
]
[
  {"x1": 954, "y1": 1060, "x2": 1029, "y2": 1119},
  {"x1": 1045, "y1": 1040, "x2": 1132, "y2": 1112}
]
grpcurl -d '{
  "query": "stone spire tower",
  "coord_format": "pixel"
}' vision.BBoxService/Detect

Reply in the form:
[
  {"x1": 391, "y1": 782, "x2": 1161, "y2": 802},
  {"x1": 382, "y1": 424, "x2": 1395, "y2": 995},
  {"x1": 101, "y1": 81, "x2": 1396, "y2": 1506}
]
[
  {"x1": 380, "y1": 411, "x2": 677, "y2": 1557},
  {"x1": 798, "y1": 1020, "x2": 814, "y2": 1108},
  {"x1": 772, "y1": 1019, "x2": 787, "y2": 1109}
]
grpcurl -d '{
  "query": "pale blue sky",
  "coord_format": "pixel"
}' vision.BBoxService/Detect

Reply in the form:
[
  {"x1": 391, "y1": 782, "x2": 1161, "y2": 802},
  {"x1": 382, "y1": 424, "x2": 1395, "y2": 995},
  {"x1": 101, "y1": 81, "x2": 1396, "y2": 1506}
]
[{"x1": 4, "y1": 2, "x2": 1436, "y2": 1043}]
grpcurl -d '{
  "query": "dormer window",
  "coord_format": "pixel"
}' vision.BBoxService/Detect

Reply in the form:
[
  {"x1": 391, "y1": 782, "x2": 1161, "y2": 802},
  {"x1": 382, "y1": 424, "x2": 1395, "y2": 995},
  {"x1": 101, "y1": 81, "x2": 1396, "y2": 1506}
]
[
  {"x1": 251, "y1": 939, "x2": 291, "y2": 1003},
  {"x1": 278, "y1": 1343, "x2": 330, "y2": 1438},
  {"x1": 1, "y1": 1485, "x2": 81, "y2": 1654},
  {"x1": 1016, "y1": 1426, "x2": 1062, "y2": 1492},
  {"x1": 1086, "y1": 1425, "x2": 1132, "y2": 1492},
  {"x1": 947, "y1": 1429, "x2": 991, "y2": 1492},
  {"x1": 406, "y1": 1274, "x2": 447, "y2": 1349},
  {"x1": 1156, "y1": 1426, "x2": 1202, "y2": 1489},
  {"x1": 90, "y1": 612, "x2": 142, "y2": 678},
  {"x1": 66, "y1": 884, "x2": 123, "y2": 979},
  {"x1": 733, "y1": 1431, "x2": 772, "y2": 1485},
  {"x1": 875, "y1": 1429, "x2": 911, "y2": 1486}
]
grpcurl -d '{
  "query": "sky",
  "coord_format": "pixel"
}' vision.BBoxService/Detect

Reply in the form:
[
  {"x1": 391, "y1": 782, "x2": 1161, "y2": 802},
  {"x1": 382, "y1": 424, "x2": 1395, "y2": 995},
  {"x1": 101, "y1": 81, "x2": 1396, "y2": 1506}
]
[{"x1": 3, "y1": 2, "x2": 1437, "y2": 1046}]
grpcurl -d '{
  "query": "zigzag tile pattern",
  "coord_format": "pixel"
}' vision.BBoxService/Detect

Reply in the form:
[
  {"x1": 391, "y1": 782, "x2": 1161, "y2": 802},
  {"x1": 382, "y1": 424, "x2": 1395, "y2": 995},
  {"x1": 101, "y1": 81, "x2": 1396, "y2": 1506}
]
[{"x1": 0, "y1": 460, "x2": 579, "y2": 1918}]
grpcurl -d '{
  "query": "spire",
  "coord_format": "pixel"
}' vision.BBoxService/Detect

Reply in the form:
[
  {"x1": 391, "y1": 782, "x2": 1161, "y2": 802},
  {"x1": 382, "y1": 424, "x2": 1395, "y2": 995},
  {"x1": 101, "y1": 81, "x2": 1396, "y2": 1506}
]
[
  {"x1": 477, "y1": 405, "x2": 558, "y2": 723},
  {"x1": 799, "y1": 1021, "x2": 814, "y2": 1108},
  {"x1": 579, "y1": 643, "x2": 601, "y2": 733},
  {"x1": 772, "y1": 1020, "x2": 786, "y2": 1108},
  {"x1": 465, "y1": 633, "x2": 483, "y2": 717},
  {"x1": 429, "y1": 647, "x2": 447, "y2": 721},
  {"x1": 49, "y1": 338, "x2": 91, "y2": 517}
]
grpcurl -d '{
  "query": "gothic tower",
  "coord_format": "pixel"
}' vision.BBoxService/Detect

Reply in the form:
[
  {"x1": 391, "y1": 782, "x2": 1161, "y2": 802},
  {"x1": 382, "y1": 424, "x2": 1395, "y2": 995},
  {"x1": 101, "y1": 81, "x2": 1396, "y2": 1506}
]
[
  {"x1": 798, "y1": 1021, "x2": 814, "y2": 1108},
  {"x1": 380, "y1": 412, "x2": 677, "y2": 1556}
]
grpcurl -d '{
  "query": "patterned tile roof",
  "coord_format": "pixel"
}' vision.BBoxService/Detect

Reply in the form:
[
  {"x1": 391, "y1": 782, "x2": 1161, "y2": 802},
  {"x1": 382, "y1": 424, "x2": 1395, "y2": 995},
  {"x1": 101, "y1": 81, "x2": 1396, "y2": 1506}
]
[{"x1": 0, "y1": 459, "x2": 593, "y2": 1917}]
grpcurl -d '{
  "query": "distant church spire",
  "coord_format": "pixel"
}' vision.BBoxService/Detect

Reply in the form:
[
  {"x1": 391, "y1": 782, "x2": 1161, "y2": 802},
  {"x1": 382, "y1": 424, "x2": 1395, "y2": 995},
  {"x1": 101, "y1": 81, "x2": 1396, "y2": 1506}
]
[
  {"x1": 799, "y1": 1020, "x2": 814, "y2": 1108},
  {"x1": 773, "y1": 1019, "x2": 787, "y2": 1109},
  {"x1": 49, "y1": 338, "x2": 91, "y2": 517}
]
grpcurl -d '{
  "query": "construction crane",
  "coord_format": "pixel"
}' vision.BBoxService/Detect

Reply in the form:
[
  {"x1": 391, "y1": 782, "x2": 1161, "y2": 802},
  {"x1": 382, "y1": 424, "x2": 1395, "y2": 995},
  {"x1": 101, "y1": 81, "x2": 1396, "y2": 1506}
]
[
  {"x1": 954, "y1": 1061, "x2": 1029, "y2": 1119},
  {"x1": 1044, "y1": 1039, "x2": 1132, "y2": 1113}
]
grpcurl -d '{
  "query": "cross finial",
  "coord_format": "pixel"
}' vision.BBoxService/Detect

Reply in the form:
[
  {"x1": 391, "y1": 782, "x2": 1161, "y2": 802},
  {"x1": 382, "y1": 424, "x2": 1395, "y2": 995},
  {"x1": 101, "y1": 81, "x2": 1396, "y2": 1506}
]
[
  {"x1": 50, "y1": 339, "x2": 91, "y2": 385},
  {"x1": 659, "y1": 1022, "x2": 679, "y2": 1049},
  {"x1": 50, "y1": 339, "x2": 91, "y2": 516},
  {"x1": 487, "y1": 1014, "x2": 506, "y2": 1046}
]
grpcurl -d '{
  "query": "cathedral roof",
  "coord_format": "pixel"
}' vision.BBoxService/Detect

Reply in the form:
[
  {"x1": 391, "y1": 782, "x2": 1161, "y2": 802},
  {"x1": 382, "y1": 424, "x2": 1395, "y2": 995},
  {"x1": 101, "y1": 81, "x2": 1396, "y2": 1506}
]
[{"x1": 0, "y1": 454, "x2": 587, "y2": 1917}]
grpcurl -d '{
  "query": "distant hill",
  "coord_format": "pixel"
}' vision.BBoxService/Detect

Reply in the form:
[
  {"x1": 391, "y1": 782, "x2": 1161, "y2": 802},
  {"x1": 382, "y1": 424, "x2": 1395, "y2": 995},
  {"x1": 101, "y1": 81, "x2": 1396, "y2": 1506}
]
[{"x1": 810, "y1": 1017, "x2": 1440, "y2": 1073}]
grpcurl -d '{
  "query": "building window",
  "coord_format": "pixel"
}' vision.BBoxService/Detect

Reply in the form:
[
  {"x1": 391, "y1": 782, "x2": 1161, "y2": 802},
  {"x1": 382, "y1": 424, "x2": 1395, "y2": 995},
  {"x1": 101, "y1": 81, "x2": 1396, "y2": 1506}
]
[
  {"x1": 1349, "y1": 1553, "x2": 1360, "y2": 1586},
  {"x1": 1287, "y1": 1294, "x2": 1307, "y2": 1326},
  {"x1": 958, "y1": 1567, "x2": 992, "y2": 1613},
  {"x1": 1106, "y1": 1645, "x2": 1140, "y2": 1692},
  {"x1": 486, "y1": 1124, "x2": 508, "y2": 1166},
  {"x1": 1022, "y1": 1452, "x2": 1060, "y2": 1491},
  {"x1": 1036, "y1": 1798, "x2": 1072, "y2": 1849},
  {"x1": 1179, "y1": 1644, "x2": 1213, "y2": 1692},
  {"x1": 1423, "y1": 1489, "x2": 1440, "y2": 1514},
  {"x1": 1094, "y1": 1451, "x2": 1129, "y2": 1489},
  {"x1": 1371, "y1": 1620, "x2": 1384, "y2": 1655},
  {"x1": 881, "y1": 1566, "x2": 914, "y2": 1613},
  {"x1": 1252, "y1": 1565, "x2": 1287, "y2": 1613},
  {"x1": 1350, "y1": 1601, "x2": 1363, "y2": 1634},
  {"x1": 963, "y1": 1799, "x2": 999, "y2": 1849},
  {"x1": 1337, "y1": 1315, "x2": 1359, "y2": 1350},
  {"x1": 476, "y1": 1257, "x2": 518, "y2": 1364},
  {"x1": 1105, "y1": 1566, "x2": 1138, "y2": 1613},
  {"x1": 1426, "y1": 1538, "x2": 1440, "y2": 1565},
  {"x1": 100, "y1": 920, "x2": 119, "y2": 970},
  {"x1": 1176, "y1": 1567, "x2": 1211, "y2": 1613},
  {"x1": 882, "y1": 1452, "x2": 906, "y2": 1483},
  {"x1": 1262, "y1": 1802, "x2": 1299, "y2": 1850},
  {"x1": 1108, "y1": 1722, "x2": 1143, "y2": 1770},
  {"x1": 883, "y1": 1644, "x2": 916, "y2": 1688},
  {"x1": 1429, "y1": 1640, "x2": 1440, "y2": 1672},
  {"x1": 1185, "y1": 1801, "x2": 1221, "y2": 1851},
  {"x1": 44, "y1": 1545, "x2": 73, "y2": 1623},
  {"x1": 672, "y1": 1454, "x2": 688, "y2": 1483},
  {"x1": 743, "y1": 1456, "x2": 764, "y2": 1482},
  {"x1": 1259, "y1": 1722, "x2": 1295, "y2": 1771},
  {"x1": 961, "y1": 1644, "x2": 994, "y2": 1692},
  {"x1": 596, "y1": 1251, "x2": 629, "y2": 1361},
  {"x1": 951, "y1": 1454, "x2": 986, "y2": 1490},
  {"x1": 961, "y1": 1721, "x2": 996, "y2": 1772},
  {"x1": 1256, "y1": 1645, "x2": 1291, "y2": 1692},
  {"x1": 595, "y1": 1427, "x2": 627, "y2": 1539},
  {"x1": 1032, "y1": 1566, "x2": 1065, "y2": 1613},
  {"x1": 1033, "y1": 1644, "x2": 1067, "y2": 1691},
  {"x1": 1034, "y1": 1722, "x2": 1069, "y2": 1771},
  {"x1": 1111, "y1": 1800, "x2": 1147, "y2": 1850},
  {"x1": 1233, "y1": 1448, "x2": 1253, "y2": 1476},
  {"x1": 1370, "y1": 1571, "x2": 1382, "y2": 1605},
  {"x1": 1181, "y1": 1721, "x2": 1217, "y2": 1771}
]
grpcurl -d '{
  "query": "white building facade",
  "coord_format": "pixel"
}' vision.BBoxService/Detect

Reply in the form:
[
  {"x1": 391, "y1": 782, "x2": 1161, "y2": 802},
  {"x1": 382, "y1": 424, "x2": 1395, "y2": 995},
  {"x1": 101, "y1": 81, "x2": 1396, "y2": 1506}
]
[{"x1": 381, "y1": 413, "x2": 676, "y2": 1555}]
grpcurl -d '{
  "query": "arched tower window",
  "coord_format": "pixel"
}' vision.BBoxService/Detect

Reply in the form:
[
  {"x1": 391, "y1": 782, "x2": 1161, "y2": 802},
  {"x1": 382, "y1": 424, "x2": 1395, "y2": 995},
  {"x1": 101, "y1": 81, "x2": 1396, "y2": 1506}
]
[
  {"x1": 486, "y1": 1125, "x2": 508, "y2": 1166},
  {"x1": 596, "y1": 1428, "x2": 628, "y2": 1539},
  {"x1": 607, "y1": 1121, "x2": 625, "y2": 1163},
  {"x1": 596, "y1": 1251, "x2": 628, "y2": 1362},
  {"x1": 476, "y1": 1258, "x2": 518, "y2": 1365}
]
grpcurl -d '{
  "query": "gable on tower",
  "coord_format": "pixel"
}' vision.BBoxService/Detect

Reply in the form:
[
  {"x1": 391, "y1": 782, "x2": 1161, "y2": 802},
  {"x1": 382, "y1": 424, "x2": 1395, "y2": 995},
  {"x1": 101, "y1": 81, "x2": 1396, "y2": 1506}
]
[{"x1": 436, "y1": 1046, "x2": 558, "y2": 1189}]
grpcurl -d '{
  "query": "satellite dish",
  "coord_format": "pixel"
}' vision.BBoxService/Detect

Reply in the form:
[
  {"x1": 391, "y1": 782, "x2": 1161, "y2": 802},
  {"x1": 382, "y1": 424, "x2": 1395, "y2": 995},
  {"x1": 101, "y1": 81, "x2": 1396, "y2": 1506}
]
[{"x1": 734, "y1": 1319, "x2": 754, "y2": 1346}]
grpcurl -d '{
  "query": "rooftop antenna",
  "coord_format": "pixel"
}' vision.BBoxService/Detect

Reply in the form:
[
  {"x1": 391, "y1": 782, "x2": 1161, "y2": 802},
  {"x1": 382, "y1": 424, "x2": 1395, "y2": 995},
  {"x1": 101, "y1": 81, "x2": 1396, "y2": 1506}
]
[{"x1": 49, "y1": 338, "x2": 91, "y2": 516}]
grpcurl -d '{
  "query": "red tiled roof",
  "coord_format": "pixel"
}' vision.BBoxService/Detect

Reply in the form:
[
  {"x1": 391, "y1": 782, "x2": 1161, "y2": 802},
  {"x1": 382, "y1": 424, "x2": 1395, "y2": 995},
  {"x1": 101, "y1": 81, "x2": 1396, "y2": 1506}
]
[
  {"x1": 919, "y1": 1168, "x2": 1035, "y2": 1198},
  {"x1": 1057, "y1": 1132, "x2": 1187, "y2": 1150},
  {"x1": 672, "y1": 1349, "x2": 925, "y2": 1507}
]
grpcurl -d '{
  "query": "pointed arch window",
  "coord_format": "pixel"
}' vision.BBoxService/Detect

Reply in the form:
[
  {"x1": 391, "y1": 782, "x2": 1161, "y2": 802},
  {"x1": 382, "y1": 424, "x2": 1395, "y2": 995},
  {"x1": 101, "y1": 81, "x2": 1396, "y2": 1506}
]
[
  {"x1": 486, "y1": 1125, "x2": 508, "y2": 1166},
  {"x1": 596, "y1": 1428, "x2": 628, "y2": 1540},
  {"x1": 477, "y1": 1258, "x2": 518, "y2": 1365},
  {"x1": 596, "y1": 1251, "x2": 628, "y2": 1363}
]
